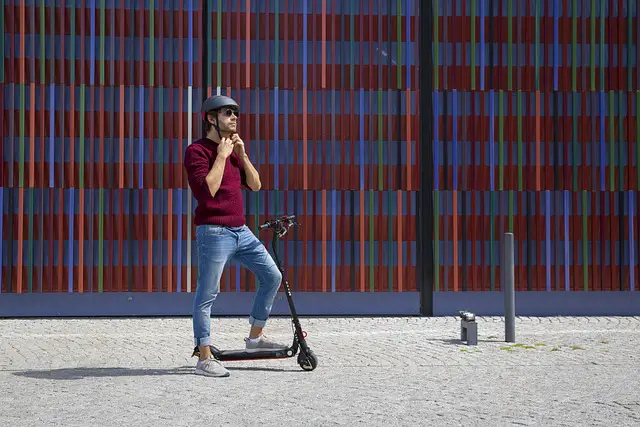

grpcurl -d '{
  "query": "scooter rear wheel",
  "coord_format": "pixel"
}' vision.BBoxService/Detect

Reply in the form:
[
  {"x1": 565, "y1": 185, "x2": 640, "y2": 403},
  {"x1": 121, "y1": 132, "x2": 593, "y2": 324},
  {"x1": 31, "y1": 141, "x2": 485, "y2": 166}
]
[{"x1": 297, "y1": 349, "x2": 318, "y2": 371}]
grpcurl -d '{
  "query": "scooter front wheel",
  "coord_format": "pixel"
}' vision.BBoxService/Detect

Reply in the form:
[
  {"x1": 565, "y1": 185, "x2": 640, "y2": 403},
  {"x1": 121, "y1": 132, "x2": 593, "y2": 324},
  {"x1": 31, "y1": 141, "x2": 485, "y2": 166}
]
[{"x1": 297, "y1": 349, "x2": 318, "y2": 371}]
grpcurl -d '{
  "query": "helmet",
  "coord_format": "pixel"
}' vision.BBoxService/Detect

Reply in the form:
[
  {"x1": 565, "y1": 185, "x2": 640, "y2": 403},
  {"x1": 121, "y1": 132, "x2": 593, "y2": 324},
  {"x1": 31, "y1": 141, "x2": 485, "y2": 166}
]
[{"x1": 201, "y1": 95, "x2": 239, "y2": 121}]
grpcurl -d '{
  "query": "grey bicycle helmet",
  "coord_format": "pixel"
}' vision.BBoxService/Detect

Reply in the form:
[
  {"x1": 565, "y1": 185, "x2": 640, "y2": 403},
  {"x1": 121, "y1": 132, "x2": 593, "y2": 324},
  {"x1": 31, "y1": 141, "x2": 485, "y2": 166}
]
[{"x1": 201, "y1": 95, "x2": 240, "y2": 138}]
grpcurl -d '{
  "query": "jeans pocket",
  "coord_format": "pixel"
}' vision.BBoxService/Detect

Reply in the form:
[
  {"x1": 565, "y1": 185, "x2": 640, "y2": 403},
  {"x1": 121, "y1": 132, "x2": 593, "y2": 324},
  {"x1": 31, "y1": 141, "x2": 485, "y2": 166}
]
[{"x1": 197, "y1": 225, "x2": 225, "y2": 238}]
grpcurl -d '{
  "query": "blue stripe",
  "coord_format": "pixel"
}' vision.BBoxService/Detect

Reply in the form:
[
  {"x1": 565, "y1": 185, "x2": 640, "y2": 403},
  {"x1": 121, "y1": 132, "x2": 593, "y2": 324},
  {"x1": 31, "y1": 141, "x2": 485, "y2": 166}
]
[
  {"x1": 188, "y1": 0, "x2": 193, "y2": 86},
  {"x1": 284, "y1": 89, "x2": 289, "y2": 190},
  {"x1": 331, "y1": 189, "x2": 336, "y2": 292},
  {"x1": 139, "y1": 86, "x2": 144, "y2": 189},
  {"x1": 274, "y1": 87, "x2": 279, "y2": 190},
  {"x1": 546, "y1": 190, "x2": 551, "y2": 291},
  {"x1": 433, "y1": 91, "x2": 439, "y2": 189},
  {"x1": 176, "y1": 189, "x2": 182, "y2": 292},
  {"x1": 303, "y1": 0, "x2": 307, "y2": 88},
  {"x1": 489, "y1": 91, "x2": 495, "y2": 190},
  {"x1": 359, "y1": 88, "x2": 364, "y2": 189},
  {"x1": 600, "y1": 91, "x2": 605, "y2": 191},
  {"x1": 452, "y1": 90, "x2": 458, "y2": 190},
  {"x1": 630, "y1": 191, "x2": 635, "y2": 291},
  {"x1": 479, "y1": 0, "x2": 485, "y2": 90},
  {"x1": 564, "y1": 191, "x2": 570, "y2": 291},
  {"x1": 235, "y1": 264, "x2": 240, "y2": 293},
  {"x1": 553, "y1": 0, "x2": 558, "y2": 90},
  {"x1": 68, "y1": 190, "x2": 74, "y2": 293},
  {"x1": 90, "y1": 0, "x2": 95, "y2": 84},
  {"x1": 49, "y1": 84, "x2": 55, "y2": 188}
]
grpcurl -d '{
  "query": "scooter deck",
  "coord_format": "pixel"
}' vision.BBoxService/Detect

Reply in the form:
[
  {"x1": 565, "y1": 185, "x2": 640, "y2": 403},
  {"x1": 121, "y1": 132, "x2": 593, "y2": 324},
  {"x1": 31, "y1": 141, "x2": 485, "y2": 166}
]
[{"x1": 211, "y1": 346, "x2": 296, "y2": 361}]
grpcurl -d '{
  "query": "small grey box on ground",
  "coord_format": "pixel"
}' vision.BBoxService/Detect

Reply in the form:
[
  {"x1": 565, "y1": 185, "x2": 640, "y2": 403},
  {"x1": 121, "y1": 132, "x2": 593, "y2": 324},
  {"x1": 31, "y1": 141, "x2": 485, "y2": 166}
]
[{"x1": 459, "y1": 311, "x2": 478, "y2": 345}]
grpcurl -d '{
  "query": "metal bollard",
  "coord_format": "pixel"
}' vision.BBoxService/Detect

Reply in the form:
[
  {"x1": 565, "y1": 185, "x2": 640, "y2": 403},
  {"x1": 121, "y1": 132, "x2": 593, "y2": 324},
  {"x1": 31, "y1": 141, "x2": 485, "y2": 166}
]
[
  {"x1": 459, "y1": 311, "x2": 478, "y2": 345},
  {"x1": 503, "y1": 233, "x2": 516, "y2": 342}
]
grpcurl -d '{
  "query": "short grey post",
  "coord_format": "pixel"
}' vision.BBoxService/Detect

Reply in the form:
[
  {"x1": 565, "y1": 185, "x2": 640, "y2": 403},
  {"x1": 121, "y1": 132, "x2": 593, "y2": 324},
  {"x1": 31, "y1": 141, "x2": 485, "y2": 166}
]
[{"x1": 503, "y1": 232, "x2": 516, "y2": 343}]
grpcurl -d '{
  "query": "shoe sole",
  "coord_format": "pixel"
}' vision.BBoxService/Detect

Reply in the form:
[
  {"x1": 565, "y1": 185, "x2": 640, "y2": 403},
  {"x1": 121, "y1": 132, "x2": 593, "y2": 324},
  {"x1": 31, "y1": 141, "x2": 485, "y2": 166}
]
[
  {"x1": 244, "y1": 347, "x2": 288, "y2": 353},
  {"x1": 195, "y1": 369, "x2": 230, "y2": 378}
]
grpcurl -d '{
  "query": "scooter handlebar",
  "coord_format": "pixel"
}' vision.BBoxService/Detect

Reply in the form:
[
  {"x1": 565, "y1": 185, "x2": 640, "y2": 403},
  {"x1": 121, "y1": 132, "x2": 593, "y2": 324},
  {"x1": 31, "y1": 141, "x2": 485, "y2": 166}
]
[{"x1": 259, "y1": 215, "x2": 297, "y2": 231}]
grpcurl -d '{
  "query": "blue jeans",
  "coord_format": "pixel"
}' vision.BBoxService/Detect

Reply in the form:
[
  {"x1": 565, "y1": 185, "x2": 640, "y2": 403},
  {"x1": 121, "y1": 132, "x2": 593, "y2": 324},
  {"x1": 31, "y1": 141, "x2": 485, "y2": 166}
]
[{"x1": 193, "y1": 224, "x2": 283, "y2": 347}]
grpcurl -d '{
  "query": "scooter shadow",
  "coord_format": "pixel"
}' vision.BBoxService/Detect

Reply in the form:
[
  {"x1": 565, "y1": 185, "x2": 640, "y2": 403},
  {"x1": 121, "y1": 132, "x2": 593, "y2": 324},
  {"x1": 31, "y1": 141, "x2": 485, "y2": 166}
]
[{"x1": 12, "y1": 365, "x2": 294, "y2": 380}]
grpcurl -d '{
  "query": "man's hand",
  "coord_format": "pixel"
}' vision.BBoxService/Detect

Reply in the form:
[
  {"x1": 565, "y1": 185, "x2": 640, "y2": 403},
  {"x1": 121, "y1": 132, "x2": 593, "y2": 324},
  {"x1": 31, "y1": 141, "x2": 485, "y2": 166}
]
[
  {"x1": 231, "y1": 133, "x2": 246, "y2": 157},
  {"x1": 217, "y1": 137, "x2": 234, "y2": 159}
]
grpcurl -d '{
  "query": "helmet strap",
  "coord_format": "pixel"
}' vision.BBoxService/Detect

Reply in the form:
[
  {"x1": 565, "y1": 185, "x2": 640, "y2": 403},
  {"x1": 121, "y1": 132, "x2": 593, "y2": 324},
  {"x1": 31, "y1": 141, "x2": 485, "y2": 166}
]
[{"x1": 214, "y1": 114, "x2": 222, "y2": 140}]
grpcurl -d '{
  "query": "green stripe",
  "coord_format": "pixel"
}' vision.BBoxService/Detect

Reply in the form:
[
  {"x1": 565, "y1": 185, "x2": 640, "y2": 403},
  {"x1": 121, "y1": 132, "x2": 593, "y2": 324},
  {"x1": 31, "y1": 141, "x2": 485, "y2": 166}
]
[
  {"x1": 148, "y1": 0, "x2": 153, "y2": 86},
  {"x1": 517, "y1": 91, "x2": 522, "y2": 190},
  {"x1": 582, "y1": 191, "x2": 588, "y2": 291},
  {"x1": 471, "y1": 0, "x2": 475, "y2": 90},
  {"x1": 101, "y1": 0, "x2": 106, "y2": 85},
  {"x1": 397, "y1": 0, "x2": 402, "y2": 89},
  {"x1": 28, "y1": 190, "x2": 34, "y2": 292},
  {"x1": 572, "y1": 93, "x2": 578, "y2": 190},
  {"x1": 609, "y1": 91, "x2": 614, "y2": 191},
  {"x1": 507, "y1": 0, "x2": 512, "y2": 90},
  {"x1": 591, "y1": 0, "x2": 596, "y2": 91},
  {"x1": 274, "y1": 0, "x2": 279, "y2": 86},
  {"x1": 369, "y1": 190, "x2": 374, "y2": 292},
  {"x1": 79, "y1": 85, "x2": 85, "y2": 188},
  {"x1": 19, "y1": 84, "x2": 25, "y2": 188},
  {"x1": 98, "y1": 189, "x2": 104, "y2": 292},
  {"x1": 378, "y1": 90, "x2": 383, "y2": 190},
  {"x1": 434, "y1": 191, "x2": 439, "y2": 291},
  {"x1": 508, "y1": 191, "x2": 514, "y2": 233},
  {"x1": 350, "y1": 14, "x2": 354, "y2": 89},
  {"x1": 388, "y1": 191, "x2": 393, "y2": 292},
  {"x1": 217, "y1": 0, "x2": 221, "y2": 87},
  {"x1": 433, "y1": 0, "x2": 439, "y2": 90},
  {"x1": 600, "y1": 1, "x2": 605, "y2": 90},
  {"x1": 572, "y1": 0, "x2": 577, "y2": 91},
  {"x1": 70, "y1": 0, "x2": 75, "y2": 83},
  {"x1": 498, "y1": 91, "x2": 504, "y2": 190},
  {"x1": 535, "y1": 1, "x2": 539, "y2": 90},
  {"x1": 40, "y1": 0, "x2": 46, "y2": 83},
  {"x1": 158, "y1": 88, "x2": 164, "y2": 187}
]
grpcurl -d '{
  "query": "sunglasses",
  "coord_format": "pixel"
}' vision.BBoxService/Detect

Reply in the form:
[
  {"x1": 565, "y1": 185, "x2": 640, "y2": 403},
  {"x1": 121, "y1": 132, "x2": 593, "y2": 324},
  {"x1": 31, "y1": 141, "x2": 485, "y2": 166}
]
[{"x1": 221, "y1": 108, "x2": 239, "y2": 118}]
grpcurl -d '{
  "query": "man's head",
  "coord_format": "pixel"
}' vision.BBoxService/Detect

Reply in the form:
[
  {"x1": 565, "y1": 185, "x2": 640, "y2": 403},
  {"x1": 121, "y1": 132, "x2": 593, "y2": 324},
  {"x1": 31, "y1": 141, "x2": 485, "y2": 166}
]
[{"x1": 201, "y1": 95, "x2": 240, "y2": 140}]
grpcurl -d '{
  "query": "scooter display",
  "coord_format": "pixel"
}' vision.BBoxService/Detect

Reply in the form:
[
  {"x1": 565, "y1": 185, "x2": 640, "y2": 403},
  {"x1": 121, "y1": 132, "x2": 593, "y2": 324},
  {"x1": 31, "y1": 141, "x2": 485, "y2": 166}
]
[{"x1": 191, "y1": 215, "x2": 318, "y2": 371}]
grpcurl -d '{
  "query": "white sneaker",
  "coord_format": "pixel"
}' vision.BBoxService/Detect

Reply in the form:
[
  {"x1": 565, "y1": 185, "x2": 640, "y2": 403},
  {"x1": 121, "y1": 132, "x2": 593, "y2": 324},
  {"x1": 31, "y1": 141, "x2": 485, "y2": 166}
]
[
  {"x1": 195, "y1": 356, "x2": 230, "y2": 377},
  {"x1": 244, "y1": 335, "x2": 288, "y2": 353}
]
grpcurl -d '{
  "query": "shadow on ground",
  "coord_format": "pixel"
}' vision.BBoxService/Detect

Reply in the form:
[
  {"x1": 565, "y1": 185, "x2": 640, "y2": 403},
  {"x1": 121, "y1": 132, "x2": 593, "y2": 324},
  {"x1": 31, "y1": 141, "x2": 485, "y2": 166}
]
[{"x1": 12, "y1": 365, "x2": 294, "y2": 380}]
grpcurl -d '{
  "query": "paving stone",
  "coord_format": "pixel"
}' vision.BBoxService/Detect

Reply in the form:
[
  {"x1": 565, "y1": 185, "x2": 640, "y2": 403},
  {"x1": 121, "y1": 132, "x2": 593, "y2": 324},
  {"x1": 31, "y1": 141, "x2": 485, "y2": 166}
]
[{"x1": 0, "y1": 316, "x2": 639, "y2": 426}]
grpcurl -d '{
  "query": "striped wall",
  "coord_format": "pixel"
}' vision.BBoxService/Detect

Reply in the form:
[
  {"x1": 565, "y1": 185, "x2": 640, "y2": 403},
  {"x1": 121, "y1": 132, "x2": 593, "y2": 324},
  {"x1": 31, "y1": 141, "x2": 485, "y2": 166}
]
[
  {"x1": 433, "y1": 0, "x2": 639, "y2": 292},
  {"x1": 1, "y1": 1, "x2": 420, "y2": 297},
  {"x1": 2, "y1": 1, "x2": 639, "y2": 314}
]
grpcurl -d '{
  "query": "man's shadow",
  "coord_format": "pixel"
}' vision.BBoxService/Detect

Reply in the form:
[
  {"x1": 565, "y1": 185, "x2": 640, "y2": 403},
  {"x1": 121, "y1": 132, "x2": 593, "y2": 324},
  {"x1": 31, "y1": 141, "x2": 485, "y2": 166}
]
[{"x1": 12, "y1": 365, "x2": 295, "y2": 380}]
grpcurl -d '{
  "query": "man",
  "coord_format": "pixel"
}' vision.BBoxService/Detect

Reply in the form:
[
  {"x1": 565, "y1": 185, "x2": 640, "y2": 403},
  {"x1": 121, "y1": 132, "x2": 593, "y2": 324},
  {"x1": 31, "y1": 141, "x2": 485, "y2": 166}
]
[{"x1": 183, "y1": 95, "x2": 286, "y2": 377}]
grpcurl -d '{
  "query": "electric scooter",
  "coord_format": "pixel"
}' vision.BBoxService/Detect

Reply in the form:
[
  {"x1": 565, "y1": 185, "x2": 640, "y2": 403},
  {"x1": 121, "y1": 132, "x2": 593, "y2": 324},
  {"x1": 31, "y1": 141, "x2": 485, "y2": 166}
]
[{"x1": 191, "y1": 215, "x2": 318, "y2": 371}]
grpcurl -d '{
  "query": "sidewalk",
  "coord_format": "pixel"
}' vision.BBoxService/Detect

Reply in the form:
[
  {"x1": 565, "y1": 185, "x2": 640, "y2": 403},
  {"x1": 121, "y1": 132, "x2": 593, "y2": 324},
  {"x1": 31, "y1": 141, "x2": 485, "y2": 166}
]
[{"x1": 1, "y1": 316, "x2": 639, "y2": 426}]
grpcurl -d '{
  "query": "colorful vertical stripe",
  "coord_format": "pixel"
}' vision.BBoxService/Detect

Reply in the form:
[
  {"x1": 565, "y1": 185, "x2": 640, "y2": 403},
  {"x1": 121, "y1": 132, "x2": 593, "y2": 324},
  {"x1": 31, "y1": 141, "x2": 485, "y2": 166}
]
[{"x1": 1, "y1": 2, "x2": 419, "y2": 295}]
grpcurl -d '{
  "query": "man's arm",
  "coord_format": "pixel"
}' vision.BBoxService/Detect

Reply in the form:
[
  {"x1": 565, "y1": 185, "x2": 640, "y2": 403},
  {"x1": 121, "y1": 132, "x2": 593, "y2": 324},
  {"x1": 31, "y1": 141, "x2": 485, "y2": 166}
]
[
  {"x1": 204, "y1": 156, "x2": 227, "y2": 198},
  {"x1": 239, "y1": 154, "x2": 261, "y2": 191},
  {"x1": 184, "y1": 139, "x2": 233, "y2": 199}
]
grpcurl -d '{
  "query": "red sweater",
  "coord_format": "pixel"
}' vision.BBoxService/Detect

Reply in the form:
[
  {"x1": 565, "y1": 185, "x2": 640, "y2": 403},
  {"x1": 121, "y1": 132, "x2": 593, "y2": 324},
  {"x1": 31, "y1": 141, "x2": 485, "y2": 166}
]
[{"x1": 184, "y1": 138, "x2": 249, "y2": 227}]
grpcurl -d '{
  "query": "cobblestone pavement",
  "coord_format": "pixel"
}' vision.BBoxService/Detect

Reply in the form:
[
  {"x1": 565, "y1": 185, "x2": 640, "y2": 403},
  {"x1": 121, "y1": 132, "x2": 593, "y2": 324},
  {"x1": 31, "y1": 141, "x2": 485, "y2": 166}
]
[{"x1": 1, "y1": 316, "x2": 639, "y2": 426}]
